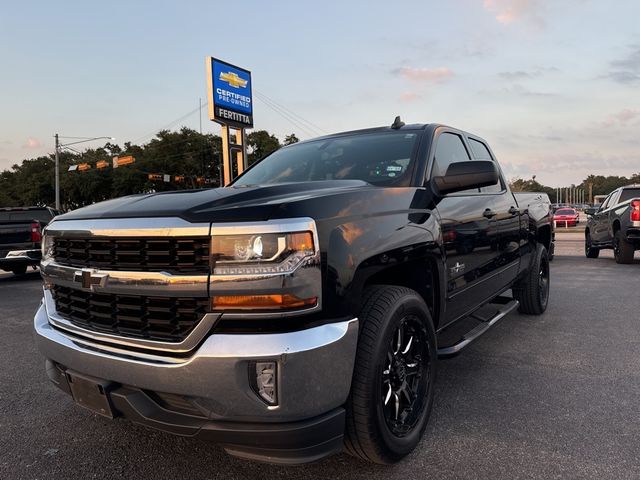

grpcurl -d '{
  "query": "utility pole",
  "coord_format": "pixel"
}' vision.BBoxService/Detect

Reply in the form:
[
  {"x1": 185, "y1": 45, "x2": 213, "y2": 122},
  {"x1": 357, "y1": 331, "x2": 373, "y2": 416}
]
[
  {"x1": 54, "y1": 135, "x2": 114, "y2": 211},
  {"x1": 54, "y1": 133, "x2": 60, "y2": 211},
  {"x1": 199, "y1": 98, "x2": 202, "y2": 134}
]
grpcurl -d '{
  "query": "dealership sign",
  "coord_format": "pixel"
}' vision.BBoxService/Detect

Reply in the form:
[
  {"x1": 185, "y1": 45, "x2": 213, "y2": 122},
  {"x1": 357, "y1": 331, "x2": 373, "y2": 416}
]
[{"x1": 206, "y1": 57, "x2": 253, "y2": 128}]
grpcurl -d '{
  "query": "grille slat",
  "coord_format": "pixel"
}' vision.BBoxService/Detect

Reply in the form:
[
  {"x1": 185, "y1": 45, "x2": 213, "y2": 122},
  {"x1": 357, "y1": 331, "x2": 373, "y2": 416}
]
[
  {"x1": 52, "y1": 285, "x2": 209, "y2": 342},
  {"x1": 53, "y1": 237, "x2": 210, "y2": 274}
]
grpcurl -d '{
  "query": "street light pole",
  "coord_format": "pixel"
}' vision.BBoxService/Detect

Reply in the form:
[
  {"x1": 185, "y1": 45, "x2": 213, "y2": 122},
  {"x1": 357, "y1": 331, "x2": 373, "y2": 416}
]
[
  {"x1": 54, "y1": 135, "x2": 114, "y2": 211},
  {"x1": 54, "y1": 133, "x2": 60, "y2": 210}
]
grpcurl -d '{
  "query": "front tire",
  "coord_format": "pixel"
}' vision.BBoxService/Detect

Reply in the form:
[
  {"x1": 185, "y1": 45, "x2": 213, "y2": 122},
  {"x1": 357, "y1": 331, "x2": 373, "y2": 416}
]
[
  {"x1": 514, "y1": 244, "x2": 550, "y2": 315},
  {"x1": 585, "y1": 232, "x2": 600, "y2": 258},
  {"x1": 614, "y1": 230, "x2": 634, "y2": 264},
  {"x1": 345, "y1": 286, "x2": 436, "y2": 464}
]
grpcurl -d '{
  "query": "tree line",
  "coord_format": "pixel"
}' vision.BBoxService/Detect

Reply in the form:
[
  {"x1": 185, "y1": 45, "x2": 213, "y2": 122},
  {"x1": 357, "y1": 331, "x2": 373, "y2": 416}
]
[
  {"x1": 0, "y1": 128, "x2": 298, "y2": 212},
  {"x1": 509, "y1": 173, "x2": 640, "y2": 203}
]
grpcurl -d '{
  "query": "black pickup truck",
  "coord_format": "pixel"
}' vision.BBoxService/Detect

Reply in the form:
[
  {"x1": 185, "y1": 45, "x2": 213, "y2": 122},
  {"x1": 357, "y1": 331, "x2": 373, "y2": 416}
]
[
  {"x1": 585, "y1": 184, "x2": 640, "y2": 263},
  {"x1": 35, "y1": 121, "x2": 552, "y2": 464},
  {"x1": 0, "y1": 207, "x2": 56, "y2": 275}
]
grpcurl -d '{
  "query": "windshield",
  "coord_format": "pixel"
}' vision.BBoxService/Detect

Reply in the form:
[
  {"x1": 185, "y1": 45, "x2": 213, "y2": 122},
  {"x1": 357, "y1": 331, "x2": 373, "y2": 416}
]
[{"x1": 234, "y1": 131, "x2": 419, "y2": 187}]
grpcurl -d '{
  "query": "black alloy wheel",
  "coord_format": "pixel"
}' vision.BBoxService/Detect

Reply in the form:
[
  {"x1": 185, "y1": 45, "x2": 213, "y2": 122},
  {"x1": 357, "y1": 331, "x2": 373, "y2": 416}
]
[
  {"x1": 537, "y1": 257, "x2": 549, "y2": 309},
  {"x1": 514, "y1": 243, "x2": 550, "y2": 315},
  {"x1": 613, "y1": 230, "x2": 634, "y2": 264},
  {"x1": 345, "y1": 285, "x2": 437, "y2": 464},
  {"x1": 585, "y1": 233, "x2": 599, "y2": 258},
  {"x1": 381, "y1": 315, "x2": 430, "y2": 437},
  {"x1": 11, "y1": 266, "x2": 27, "y2": 275}
]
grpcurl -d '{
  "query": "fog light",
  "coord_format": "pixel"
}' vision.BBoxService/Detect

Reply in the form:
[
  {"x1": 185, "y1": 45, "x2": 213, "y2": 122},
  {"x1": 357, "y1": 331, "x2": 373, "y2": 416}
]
[{"x1": 253, "y1": 361, "x2": 277, "y2": 405}]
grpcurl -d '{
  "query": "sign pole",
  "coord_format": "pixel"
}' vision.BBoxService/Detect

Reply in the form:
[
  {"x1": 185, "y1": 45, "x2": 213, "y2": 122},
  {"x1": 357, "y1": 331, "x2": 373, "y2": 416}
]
[
  {"x1": 54, "y1": 133, "x2": 60, "y2": 210},
  {"x1": 220, "y1": 125, "x2": 232, "y2": 186},
  {"x1": 235, "y1": 129, "x2": 245, "y2": 176}
]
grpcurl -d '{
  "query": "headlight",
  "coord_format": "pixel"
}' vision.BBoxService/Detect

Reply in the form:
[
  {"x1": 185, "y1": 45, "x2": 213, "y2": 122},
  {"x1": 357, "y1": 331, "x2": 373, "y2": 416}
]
[
  {"x1": 209, "y1": 219, "x2": 322, "y2": 315},
  {"x1": 41, "y1": 234, "x2": 55, "y2": 261},
  {"x1": 211, "y1": 231, "x2": 315, "y2": 275}
]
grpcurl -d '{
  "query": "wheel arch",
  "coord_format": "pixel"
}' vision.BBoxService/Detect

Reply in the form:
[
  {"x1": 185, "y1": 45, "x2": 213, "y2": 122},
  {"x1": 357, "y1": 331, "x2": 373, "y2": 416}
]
[
  {"x1": 354, "y1": 253, "x2": 443, "y2": 330},
  {"x1": 537, "y1": 224, "x2": 552, "y2": 253},
  {"x1": 612, "y1": 219, "x2": 621, "y2": 233}
]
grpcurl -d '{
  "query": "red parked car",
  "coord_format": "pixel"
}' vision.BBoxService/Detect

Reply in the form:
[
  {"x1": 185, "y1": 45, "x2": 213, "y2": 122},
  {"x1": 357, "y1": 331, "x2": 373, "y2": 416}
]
[{"x1": 554, "y1": 207, "x2": 579, "y2": 227}]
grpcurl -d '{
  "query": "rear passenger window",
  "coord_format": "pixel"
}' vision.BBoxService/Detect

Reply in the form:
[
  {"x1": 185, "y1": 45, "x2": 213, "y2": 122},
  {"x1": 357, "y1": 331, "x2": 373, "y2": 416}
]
[{"x1": 468, "y1": 138, "x2": 503, "y2": 193}]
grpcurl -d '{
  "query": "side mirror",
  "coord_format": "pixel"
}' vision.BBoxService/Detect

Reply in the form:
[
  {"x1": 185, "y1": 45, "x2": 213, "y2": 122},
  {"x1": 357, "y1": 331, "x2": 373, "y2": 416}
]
[
  {"x1": 433, "y1": 161, "x2": 499, "y2": 196},
  {"x1": 584, "y1": 207, "x2": 597, "y2": 216}
]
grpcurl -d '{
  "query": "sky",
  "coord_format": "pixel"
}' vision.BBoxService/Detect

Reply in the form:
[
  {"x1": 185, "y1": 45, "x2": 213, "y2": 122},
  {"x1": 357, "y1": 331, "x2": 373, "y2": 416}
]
[{"x1": 0, "y1": 0, "x2": 639, "y2": 187}]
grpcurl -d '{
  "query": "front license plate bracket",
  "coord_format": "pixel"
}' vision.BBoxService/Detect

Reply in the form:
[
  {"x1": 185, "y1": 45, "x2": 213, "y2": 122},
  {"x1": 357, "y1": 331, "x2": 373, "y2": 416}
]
[{"x1": 66, "y1": 372, "x2": 115, "y2": 419}]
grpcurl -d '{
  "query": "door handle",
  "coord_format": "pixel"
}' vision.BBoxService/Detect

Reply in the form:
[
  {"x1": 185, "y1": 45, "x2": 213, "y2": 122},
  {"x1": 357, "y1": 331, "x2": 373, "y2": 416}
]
[
  {"x1": 508, "y1": 206, "x2": 520, "y2": 216},
  {"x1": 483, "y1": 209, "x2": 496, "y2": 219}
]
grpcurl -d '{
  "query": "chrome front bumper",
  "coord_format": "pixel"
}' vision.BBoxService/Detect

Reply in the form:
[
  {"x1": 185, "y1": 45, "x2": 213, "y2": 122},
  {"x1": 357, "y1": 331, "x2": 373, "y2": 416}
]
[{"x1": 34, "y1": 301, "x2": 358, "y2": 423}]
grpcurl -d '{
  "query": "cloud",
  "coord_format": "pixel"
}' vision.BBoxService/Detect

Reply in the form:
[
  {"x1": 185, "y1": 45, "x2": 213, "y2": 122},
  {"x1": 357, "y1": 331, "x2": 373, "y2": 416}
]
[
  {"x1": 482, "y1": 0, "x2": 546, "y2": 28},
  {"x1": 602, "y1": 109, "x2": 639, "y2": 127},
  {"x1": 393, "y1": 67, "x2": 453, "y2": 83},
  {"x1": 608, "y1": 45, "x2": 640, "y2": 84},
  {"x1": 482, "y1": 83, "x2": 557, "y2": 98},
  {"x1": 22, "y1": 137, "x2": 43, "y2": 149},
  {"x1": 498, "y1": 66, "x2": 559, "y2": 80},
  {"x1": 499, "y1": 71, "x2": 534, "y2": 81},
  {"x1": 399, "y1": 92, "x2": 422, "y2": 102}
]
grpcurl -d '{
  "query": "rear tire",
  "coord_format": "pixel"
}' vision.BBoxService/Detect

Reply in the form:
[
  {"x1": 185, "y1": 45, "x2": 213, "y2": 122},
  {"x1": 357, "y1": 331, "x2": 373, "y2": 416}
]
[
  {"x1": 585, "y1": 232, "x2": 600, "y2": 258},
  {"x1": 613, "y1": 230, "x2": 634, "y2": 264},
  {"x1": 11, "y1": 266, "x2": 27, "y2": 275},
  {"x1": 345, "y1": 285, "x2": 436, "y2": 464},
  {"x1": 514, "y1": 244, "x2": 550, "y2": 315}
]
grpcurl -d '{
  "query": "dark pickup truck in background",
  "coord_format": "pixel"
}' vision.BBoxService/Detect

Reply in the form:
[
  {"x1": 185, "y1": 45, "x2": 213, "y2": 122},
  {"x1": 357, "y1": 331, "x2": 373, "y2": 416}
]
[
  {"x1": 35, "y1": 121, "x2": 553, "y2": 464},
  {"x1": 0, "y1": 207, "x2": 57, "y2": 275},
  {"x1": 585, "y1": 184, "x2": 640, "y2": 263}
]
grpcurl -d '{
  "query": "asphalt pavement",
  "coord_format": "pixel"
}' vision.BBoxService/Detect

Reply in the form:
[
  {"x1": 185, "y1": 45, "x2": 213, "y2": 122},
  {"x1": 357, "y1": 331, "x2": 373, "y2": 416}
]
[{"x1": 1, "y1": 235, "x2": 639, "y2": 479}]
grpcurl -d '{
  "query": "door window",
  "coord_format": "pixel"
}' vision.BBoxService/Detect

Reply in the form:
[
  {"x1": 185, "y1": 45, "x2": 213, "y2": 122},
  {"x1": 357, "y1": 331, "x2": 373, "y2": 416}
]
[
  {"x1": 468, "y1": 138, "x2": 503, "y2": 193},
  {"x1": 432, "y1": 133, "x2": 471, "y2": 177},
  {"x1": 432, "y1": 133, "x2": 481, "y2": 194}
]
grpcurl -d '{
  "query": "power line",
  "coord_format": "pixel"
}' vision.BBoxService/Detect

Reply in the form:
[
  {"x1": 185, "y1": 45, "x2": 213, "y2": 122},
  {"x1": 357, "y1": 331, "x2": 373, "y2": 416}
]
[
  {"x1": 254, "y1": 91, "x2": 327, "y2": 136},
  {"x1": 129, "y1": 90, "x2": 327, "y2": 149},
  {"x1": 132, "y1": 104, "x2": 207, "y2": 144},
  {"x1": 254, "y1": 93, "x2": 321, "y2": 137},
  {"x1": 254, "y1": 94, "x2": 319, "y2": 138}
]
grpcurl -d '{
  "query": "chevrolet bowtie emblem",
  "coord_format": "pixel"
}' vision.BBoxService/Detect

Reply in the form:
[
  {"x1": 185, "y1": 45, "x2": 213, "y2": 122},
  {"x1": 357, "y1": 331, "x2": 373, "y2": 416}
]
[
  {"x1": 73, "y1": 269, "x2": 108, "y2": 290},
  {"x1": 219, "y1": 71, "x2": 248, "y2": 88}
]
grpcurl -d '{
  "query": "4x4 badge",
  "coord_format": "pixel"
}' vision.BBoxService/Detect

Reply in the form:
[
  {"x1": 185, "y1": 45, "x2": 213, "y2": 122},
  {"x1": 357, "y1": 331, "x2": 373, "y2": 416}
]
[
  {"x1": 450, "y1": 262, "x2": 465, "y2": 274},
  {"x1": 73, "y1": 269, "x2": 108, "y2": 290}
]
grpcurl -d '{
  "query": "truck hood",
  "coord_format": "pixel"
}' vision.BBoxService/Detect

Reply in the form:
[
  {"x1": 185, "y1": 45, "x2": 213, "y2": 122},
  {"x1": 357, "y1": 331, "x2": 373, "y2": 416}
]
[{"x1": 56, "y1": 181, "x2": 376, "y2": 223}]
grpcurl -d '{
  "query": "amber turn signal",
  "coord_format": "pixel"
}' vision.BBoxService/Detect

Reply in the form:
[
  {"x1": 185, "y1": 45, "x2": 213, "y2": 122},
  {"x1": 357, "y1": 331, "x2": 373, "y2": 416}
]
[{"x1": 211, "y1": 294, "x2": 317, "y2": 310}]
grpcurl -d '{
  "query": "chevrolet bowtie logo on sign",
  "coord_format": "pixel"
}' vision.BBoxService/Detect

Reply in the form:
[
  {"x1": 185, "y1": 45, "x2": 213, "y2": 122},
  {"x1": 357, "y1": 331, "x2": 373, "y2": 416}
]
[
  {"x1": 73, "y1": 269, "x2": 108, "y2": 290},
  {"x1": 206, "y1": 57, "x2": 253, "y2": 128},
  {"x1": 219, "y1": 71, "x2": 248, "y2": 89}
]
